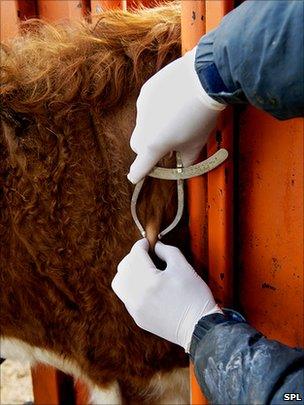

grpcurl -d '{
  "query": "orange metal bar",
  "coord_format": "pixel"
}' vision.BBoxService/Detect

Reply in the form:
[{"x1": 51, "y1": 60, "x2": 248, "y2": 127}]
[
  {"x1": 74, "y1": 380, "x2": 90, "y2": 405},
  {"x1": 182, "y1": 1, "x2": 234, "y2": 403},
  {"x1": 207, "y1": 107, "x2": 234, "y2": 306},
  {"x1": 181, "y1": 0, "x2": 207, "y2": 274},
  {"x1": 37, "y1": 0, "x2": 87, "y2": 21},
  {"x1": 31, "y1": 364, "x2": 75, "y2": 405},
  {"x1": 206, "y1": 0, "x2": 234, "y2": 307},
  {"x1": 31, "y1": 365, "x2": 61, "y2": 405},
  {"x1": 181, "y1": 2, "x2": 208, "y2": 405},
  {"x1": 238, "y1": 112, "x2": 304, "y2": 347},
  {"x1": 0, "y1": 0, "x2": 19, "y2": 40}
]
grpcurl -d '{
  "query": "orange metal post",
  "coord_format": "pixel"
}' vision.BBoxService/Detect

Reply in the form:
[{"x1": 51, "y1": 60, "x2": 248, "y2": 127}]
[
  {"x1": 238, "y1": 112, "x2": 304, "y2": 346},
  {"x1": 181, "y1": 2, "x2": 208, "y2": 405},
  {"x1": 31, "y1": 365, "x2": 61, "y2": 405},
  {"x1": 0, "y1": 0, "x2": 19, "y2": 40},
  {"x1": 181, "y1": 0, "x2": 207, "y2": 273},
  {"x1": 74, "y1": 380, "x2": 91, "y2": 405},
  {"x1": 205, "y1": 0, "x2": 234, "y2": 310},
  {"x1": 207, "y1": 109, "x2": 234, "y2": 307},
  {"x1": 182, "y1": 1, "x2": 234, "y2": 403},
  {"x1": 31, "y1": 364, "x2": 75, "y2": 405},
  {"x1": 37, "y1": 0, "x2": 87, "y2": 21}
]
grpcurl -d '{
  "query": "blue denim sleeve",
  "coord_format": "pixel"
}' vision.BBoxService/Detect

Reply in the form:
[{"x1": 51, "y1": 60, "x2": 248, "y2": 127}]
[
  {"x1": 189, "y1": 310, "x2": 304, "y2": 404},
  {"x1": 195, "y1": 0, "x2": 304, "y2": 120}
]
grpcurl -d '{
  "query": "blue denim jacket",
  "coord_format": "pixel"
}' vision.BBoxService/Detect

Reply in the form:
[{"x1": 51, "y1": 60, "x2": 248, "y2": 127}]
[
  {"x1": 195, "y1": 0, "x2": 304, "y2": 120},
  {"x1": 190, "y1": 310, "x2": 304, "y2": 404}
]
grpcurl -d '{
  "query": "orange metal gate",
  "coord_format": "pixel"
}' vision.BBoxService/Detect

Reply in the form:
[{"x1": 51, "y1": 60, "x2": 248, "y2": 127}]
[
  {"x1": 182, "y1": 2, "x2": 234, "y2": 403},
  {"x1": 183, "y1": 1, "x2": 303, "y2": 404},
  {"x1": 1, "y1": 1, "x2": 303, "y2": 404}
]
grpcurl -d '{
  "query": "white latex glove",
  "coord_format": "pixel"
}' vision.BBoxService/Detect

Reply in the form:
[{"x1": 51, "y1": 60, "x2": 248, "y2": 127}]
[
  {"x1": 128, "y1": 47, "x2": 226, "y2": 184},
  {"x1": 111, "y1": 239, "x2": 222, "y2": 352}
]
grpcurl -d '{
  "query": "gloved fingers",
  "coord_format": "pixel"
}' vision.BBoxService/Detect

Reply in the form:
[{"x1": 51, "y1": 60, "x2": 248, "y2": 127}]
[
  {"x1": 129, "y1": 111, "x2": 153, "y2": 153},
  {"x1": 111, "y1": 267, "x2": 139, "y2": 302},
  {"x1": 111, "y1": 264, "x2": 128, "y2": 297},
  {"x1": 116, "y1": 254, "x2": 131, "y2": 273},
  {"x1": 131, "y1": 237, "x2": 150, "y2": 252},
  {"x1": 127, "y1": 150, "x2": 162, "y2": 184},
  {"x1": 116, "y1": 239, "x2": 148, "y2": 273},
  {"x1": 154, "y1": 241, "x2": 184, "y2": 264},
  {"x1": 116, "y1": 239, "x2": 150, "y2": 272},
  {"x1": 129, "y1": 125, "x2": 141, "y2": 153},
  {"x1": 112, "y1": 255, "x2": 155, "y2": 297},
  {"x1": 112, "y1": 240, "x2": 161, "y2": 300},
  {"x1": 129, "y1": 238, "x2": 161, "y2": 274}
]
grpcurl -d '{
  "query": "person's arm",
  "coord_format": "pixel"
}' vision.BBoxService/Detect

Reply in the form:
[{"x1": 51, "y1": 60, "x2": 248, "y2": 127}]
[
  {"x1": 112, "y1": 240, "x2": 304, "y2": 403},
  {"x1": 196, "y1": 0, "x2": 304, "y2": 119},
  {"x1": 128, "y1": 0, "x2": 303, "y2": 184},
  {"x1": 190, "y1": 310, "x2": 304, "y2": 404}
]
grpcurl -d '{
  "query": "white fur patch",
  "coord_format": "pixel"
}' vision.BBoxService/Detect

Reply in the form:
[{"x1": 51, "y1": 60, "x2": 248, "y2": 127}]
[
  {"x1": 0, "y1": 337, "x2": 189, "y2": 404},
  {"x1": 0, "y1": 337, "x2": 83, "y2": 378},
  {"x1": 90, "y1": 382, "x2": 122, "y2": 405},
  {"x1": 0, "y1": 337, "x2": 123, "y2": 404},
  {"x1": 147, "y1": 368, "x2": 190, "y2": 404}
]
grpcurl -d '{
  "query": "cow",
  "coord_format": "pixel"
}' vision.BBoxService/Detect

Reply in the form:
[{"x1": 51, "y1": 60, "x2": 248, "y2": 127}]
[{"x1": 0, "y1": 3, "x2": 198, "y2": 403}]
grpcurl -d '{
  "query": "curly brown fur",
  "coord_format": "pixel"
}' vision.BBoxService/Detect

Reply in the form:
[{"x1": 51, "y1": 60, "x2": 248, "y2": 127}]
[
  {"x1": 0, "y1": 3, "x2": 192, "y2": 402},
  {"x1": 1, "y1": 3, "x2": 181, "y2": 113}
]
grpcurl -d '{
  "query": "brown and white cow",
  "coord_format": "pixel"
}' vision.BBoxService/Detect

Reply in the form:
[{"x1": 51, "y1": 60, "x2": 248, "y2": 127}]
[{"x1": 0, "y1": 4, "x2": 198, "y2": 403}]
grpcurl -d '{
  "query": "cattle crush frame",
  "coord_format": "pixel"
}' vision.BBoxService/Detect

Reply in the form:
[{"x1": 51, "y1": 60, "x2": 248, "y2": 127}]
[{"x1": 1, "y1": 0, "x2": 303, "y2": 404}]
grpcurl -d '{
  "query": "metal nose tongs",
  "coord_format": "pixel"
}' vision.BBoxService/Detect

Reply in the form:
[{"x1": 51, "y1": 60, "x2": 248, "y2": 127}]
[{"x1": 131, "y1": 148, "x2": 229, "y2": 240}]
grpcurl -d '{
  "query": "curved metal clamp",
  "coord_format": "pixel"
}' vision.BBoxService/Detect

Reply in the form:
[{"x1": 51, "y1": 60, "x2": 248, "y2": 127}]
[{"x1": 131, "y1": 148, "x2": 228, "y2": 239}]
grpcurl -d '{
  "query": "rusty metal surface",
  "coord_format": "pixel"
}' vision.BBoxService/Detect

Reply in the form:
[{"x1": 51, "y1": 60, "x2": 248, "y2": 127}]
[
  {"x1": 205, "y1": 0, "x2": 234, "y2": 309},
  {"x1": 207, "y1": 110, "x2": 234, "y2": 307},
  {"x1": 237, "y1": 109, "x2": 304, "y2": 347}
]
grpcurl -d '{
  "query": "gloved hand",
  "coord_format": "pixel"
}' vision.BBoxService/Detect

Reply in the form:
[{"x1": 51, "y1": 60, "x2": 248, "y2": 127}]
[
  {"x1": 111, "y1": 239, "x2": 222, "y2": 352},
  {"x1": 128, "y1": 47, "x2": 226, "y2": 184}
]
